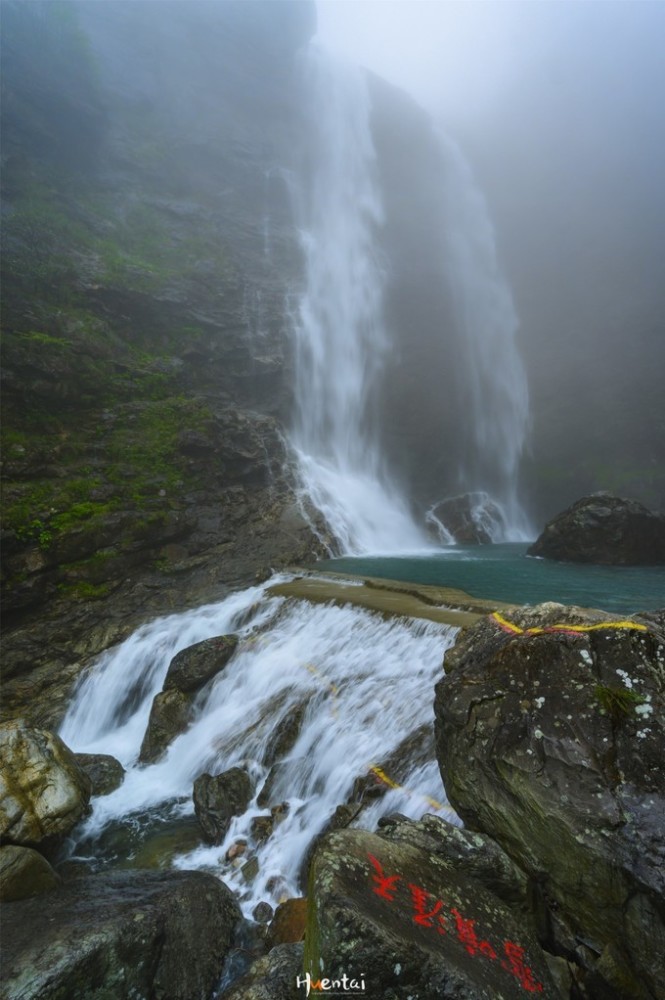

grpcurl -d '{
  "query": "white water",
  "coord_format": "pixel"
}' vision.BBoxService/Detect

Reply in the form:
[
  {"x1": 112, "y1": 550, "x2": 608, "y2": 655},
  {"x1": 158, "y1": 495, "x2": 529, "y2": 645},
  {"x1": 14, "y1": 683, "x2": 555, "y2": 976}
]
[
  {"x1": 290, "y1": 46, "x2": 428, "y2": 555},
  {"x1": 438, "y1": 134, "x2": 531, "y2": 539},
  {"x1": 60, "y1": 578, "x2": 458, "y2": 918}
]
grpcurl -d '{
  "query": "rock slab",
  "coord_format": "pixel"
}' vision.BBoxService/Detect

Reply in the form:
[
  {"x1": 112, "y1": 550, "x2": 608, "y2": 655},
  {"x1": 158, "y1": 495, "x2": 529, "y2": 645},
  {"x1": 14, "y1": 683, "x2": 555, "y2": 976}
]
[{"x1": 1, "y1": 868, "x2": 240, "y2": 1000}]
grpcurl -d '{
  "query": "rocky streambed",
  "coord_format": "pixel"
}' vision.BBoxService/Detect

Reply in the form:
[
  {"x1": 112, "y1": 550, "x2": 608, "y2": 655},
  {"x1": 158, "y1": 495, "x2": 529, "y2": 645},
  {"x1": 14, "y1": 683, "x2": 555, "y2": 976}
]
[{"x1": 1, "y1": 573, "x2": 663, "y2": 999}]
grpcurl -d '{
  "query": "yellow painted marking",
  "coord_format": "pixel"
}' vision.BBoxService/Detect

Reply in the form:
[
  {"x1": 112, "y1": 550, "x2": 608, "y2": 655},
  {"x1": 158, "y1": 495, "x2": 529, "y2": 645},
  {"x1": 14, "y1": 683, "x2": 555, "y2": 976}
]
[
  {"x1": 491, "y1": 611, "x2": 648, "y2": 636},
  {"x1": 369, "y1": 764, "x2": 456, "y2": 817},
  {"x1": 297, "y1": 668, "x2": 455, "y2": 817}
]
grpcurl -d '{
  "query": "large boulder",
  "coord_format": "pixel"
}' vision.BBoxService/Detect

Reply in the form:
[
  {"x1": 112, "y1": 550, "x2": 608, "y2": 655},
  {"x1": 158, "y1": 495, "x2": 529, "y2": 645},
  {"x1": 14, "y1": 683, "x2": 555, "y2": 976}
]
[
  {"x1": 527, "y1": 493, "x2": 665, "y2": 564},
  {"x1": 0, "y1": 722, "x2": 91, "y2": 848},
  {"x1": 164, "y1": 634, "x2": 238, "y2": 694},
  {"x1": 304, "y1": 825, "x2": 560, "y2": 998},
  {"x1": 0, "y1": 845, "x2": 59, "y2": 902},
  {"x1": 75, "y1": 752, "x2": 125, "y2": 796},
  {"x1": 194, "y1": 768, "x2": 253, "y2": 845},
  {"x1": 139, "y1": 636, "x2": 240, "y2": 764},
  {"x1": 139, "y1": 688, "x2": 193, "y2": 765},
  {"x1": 434, "y1": 602, "x2": 665, "y2": 999},
  {"x1": 1, "y1": 868, "x2": 240, "y2": 1000}
]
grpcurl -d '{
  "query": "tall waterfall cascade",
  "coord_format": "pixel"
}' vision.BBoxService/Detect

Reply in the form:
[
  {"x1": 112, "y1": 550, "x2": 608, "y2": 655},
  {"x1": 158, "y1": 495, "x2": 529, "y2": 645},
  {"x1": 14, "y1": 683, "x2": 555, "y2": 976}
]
[
  {"x1": 289, "y1": 46, "x2": 429, "y2": 554},
  {"x1": 289, "y1": 46, "x2": 531, "y2": 550},
  {"x1": 439, "y1": 133, "x2": 531, "y2": 540},
  {"x1": 60, "y1": 579, "x2": 457, "y2": 918}
]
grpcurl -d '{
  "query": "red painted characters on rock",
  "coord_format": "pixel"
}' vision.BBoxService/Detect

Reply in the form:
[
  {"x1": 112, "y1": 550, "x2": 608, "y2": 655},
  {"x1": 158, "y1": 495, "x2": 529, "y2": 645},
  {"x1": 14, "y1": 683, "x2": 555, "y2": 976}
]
[{"x1": 366, "y1": 854, "x2": 543, "y2": 993}]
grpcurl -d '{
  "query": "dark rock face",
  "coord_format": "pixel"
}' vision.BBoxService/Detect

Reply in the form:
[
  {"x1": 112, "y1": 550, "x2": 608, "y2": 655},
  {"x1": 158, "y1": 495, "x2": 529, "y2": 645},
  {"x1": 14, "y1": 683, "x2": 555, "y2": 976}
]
[
  {"x1": 194, "y1": 768, "x2": 253, "y2": 845},
  {"x1": 139, "y1": 689, "x2": 193, "y2": 765},
  {"x1": 305, "y1": 826, "x2": 560, "y2": 999},
  {"x1": 74, "y1": 752, "x2": 125, "y2": 796},
  {"x1": 164, "y1": 635, "x2": 239, "y2": 694},
  {"x1": 434, "y1": 603, "x2": 665, "y2": 999},
  {"x1": 527, "y1": 493, "x2": 665, "y2": 564},
  {"x1": 1, "y1": 867, "x2": 240, "y2": 1000}
]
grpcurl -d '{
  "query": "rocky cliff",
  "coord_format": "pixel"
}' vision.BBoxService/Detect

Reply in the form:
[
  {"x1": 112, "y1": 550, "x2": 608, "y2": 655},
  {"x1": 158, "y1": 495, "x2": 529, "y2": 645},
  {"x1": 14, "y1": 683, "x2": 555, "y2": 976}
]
[{"x1": 0, "y1": 0, "x2": 321, "y2": 726}]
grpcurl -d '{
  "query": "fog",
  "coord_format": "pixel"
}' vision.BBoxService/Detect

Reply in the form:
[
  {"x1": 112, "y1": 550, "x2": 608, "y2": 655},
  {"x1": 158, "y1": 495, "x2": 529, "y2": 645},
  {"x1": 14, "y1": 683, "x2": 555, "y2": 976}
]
[{"x1": 318, "y1": 0, "x2": 665, "y2": 512}]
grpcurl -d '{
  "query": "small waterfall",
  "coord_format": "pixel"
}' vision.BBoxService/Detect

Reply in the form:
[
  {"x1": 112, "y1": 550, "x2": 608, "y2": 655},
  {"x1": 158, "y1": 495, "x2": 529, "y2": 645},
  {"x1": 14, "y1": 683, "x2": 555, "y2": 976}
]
[
  {"x1": 289, "y1": 46, "x2": 428, "y2": 555},
  {"x1": 439, "y1": 133, "x2": 531, "y2": 539},
  {"x1": 60, "y1": 577, "x2": 457, "y2": 918}
]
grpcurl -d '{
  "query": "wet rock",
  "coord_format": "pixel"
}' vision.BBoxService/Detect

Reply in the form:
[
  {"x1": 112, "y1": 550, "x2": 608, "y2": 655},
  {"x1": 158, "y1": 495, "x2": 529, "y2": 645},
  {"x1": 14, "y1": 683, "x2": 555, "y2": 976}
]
[
  {"x1": 299, "y1": 801, "x2": 363, "y2": 889},
  {"x1": 0, "y1": 722, "x2": 91, "y2": 848},
  {"x1": 257, "y1": 759, "x2": 299, "y2": 808},
  {"x1": 305, "y1": 827, "x2": 559, "y2": 999},
  {"x1": 250, "y1": 815, "x2": 274, "y2": 844},
  {"x1": 227, "y1": 840, "x2": 248, "y2": 862},
  {"x1": 435, "y1": 602, "x2": 665, "y2": 998},
  {"x1": 164, "y1": 634, "x2": 239, "y2": 694},
  {"x1": 267, "y1": 897, "x2": 308, "y2": 949},
  {"x1": 253, "y1": 901, "x2": 274, "y2": 924},
  {"x1": 75, "y1": 752, "x2": 125, "y2": 796},
  {"x1": 263, "y1": 700, "x2": 309, "y2": 766},
  {"x1": 1, "y1": 868, "x2": 240, "y2": 1000},
  {"x1": 427, "y1": 491, "x2": 506, "y2": 544},
  {"x1": 241, "y1": 856, "x2": 260, "y2": 883},
  {"x1": 193, "y1": 767, "x2": 253, "y2": 845},
  {"x1": 0, "y1": 845, "x2": 59, "y2": 902},
  {"x1": 220, "y1": 942, "x2": 303, "y2": 1000},
  {"x1": 139, "y1": 688, "x2": 192, "y2": 764},
  {"x1": 527, "y1": 493, "x2": 665, "y2": 564}
]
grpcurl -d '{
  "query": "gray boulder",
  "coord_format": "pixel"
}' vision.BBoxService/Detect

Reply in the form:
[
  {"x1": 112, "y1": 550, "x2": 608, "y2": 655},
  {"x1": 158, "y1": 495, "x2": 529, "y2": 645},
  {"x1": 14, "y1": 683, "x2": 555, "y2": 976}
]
[
  {"x1": 435, "y1": 602, "x2": 665, "y2": 998},
  {"x1": 0, "y1": 845, "x2": 59, "y2": 902},
  {"x1": 0, "y1": 721, "x2": 91, "y2": 848},
  {"x1": 139, "y1": 688, "x2": 192, "y2": 764},
  {"x1": 75, "y1": 752, "x2": 125, "y2": 796},
  {"x1": 164, "y1": 634, "x2": 238, "y2": 694},
  {"x1": 194, "y1": 767, "x2": 253, "y2": 845},
  {"x1": 527, "y1": 493, "x2": 665, "y2": 564},
  {"x1": 1, "y1": 868, "x2": 240, "y2": 1000}
]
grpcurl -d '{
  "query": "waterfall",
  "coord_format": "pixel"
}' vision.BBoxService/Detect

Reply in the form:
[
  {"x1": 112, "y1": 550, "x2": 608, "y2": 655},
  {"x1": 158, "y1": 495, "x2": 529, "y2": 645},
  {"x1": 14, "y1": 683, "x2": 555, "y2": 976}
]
[
  {"x1": 289, "y1": 46, "x2": 428, "y2": 555},
  {"x1": 438, "y1": 133, "x2": 531, "y2": 539},
  {"x1": 60, "y1": 575, "x2": 457, "y2": 919}
]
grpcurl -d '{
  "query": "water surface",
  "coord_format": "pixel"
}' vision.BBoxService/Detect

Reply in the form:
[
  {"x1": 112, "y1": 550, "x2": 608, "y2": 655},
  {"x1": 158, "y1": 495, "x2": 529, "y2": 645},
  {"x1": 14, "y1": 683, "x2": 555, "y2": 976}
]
[{"x1": 320, "y1": 543, "x2": 665, "y2": 614}]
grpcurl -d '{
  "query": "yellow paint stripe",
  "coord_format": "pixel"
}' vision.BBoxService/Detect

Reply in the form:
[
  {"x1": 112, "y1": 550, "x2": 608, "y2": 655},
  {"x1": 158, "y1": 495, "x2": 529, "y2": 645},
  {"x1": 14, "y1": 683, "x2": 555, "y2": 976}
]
[
  {"x1": 299, "y1": 667, "x2": 456, "y2": 817},
  {"x1": 369, "y1": 764, "x2": 456, "y2": 817},
  {"x1": 491, "y1": 611, "x2": 647, "y2": 635}
]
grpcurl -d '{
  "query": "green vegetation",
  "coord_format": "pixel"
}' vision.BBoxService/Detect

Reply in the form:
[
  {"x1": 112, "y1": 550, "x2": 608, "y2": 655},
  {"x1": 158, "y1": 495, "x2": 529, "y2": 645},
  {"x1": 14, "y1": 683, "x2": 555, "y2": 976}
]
[
  {"x1": 0, "y1": 1, "x2": 237, "y2": 610},
  {"x1": 594, "y1": 685, "x2": 645, "y2": 721},
  {"x1": 57, "y1": 580, "x2": 112, "y2": 601}
]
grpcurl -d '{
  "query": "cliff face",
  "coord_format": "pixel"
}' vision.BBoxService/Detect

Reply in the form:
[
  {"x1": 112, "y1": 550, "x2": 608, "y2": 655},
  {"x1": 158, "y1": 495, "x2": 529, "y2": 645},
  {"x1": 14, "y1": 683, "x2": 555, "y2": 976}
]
[
  {"x1": 368, "y1": 75, "x2": 463, "y2": 507},
  {"x1": 0, "y1": 0, "x2": 321, "y2": 725}
]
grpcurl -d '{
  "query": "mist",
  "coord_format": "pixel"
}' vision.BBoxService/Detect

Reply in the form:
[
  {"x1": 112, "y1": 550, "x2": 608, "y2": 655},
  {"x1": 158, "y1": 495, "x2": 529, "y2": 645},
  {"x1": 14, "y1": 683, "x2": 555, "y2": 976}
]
[{"x1": 318, "y1": 0, "x2": 665, "y2": 514}]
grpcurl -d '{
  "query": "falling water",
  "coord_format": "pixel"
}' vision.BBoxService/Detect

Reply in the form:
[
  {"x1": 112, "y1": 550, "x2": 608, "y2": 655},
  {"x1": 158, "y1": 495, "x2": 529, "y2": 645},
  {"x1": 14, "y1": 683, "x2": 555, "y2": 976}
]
[
  {"x1": 439, "y1": 133, "x2": 531, "y2": 539},
  {"x1": 289, "y1": 46, "x2": 428, "y2": 554},
  {"x1": 60, "y1": 575, "x2": 457, "y2": 918}
]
